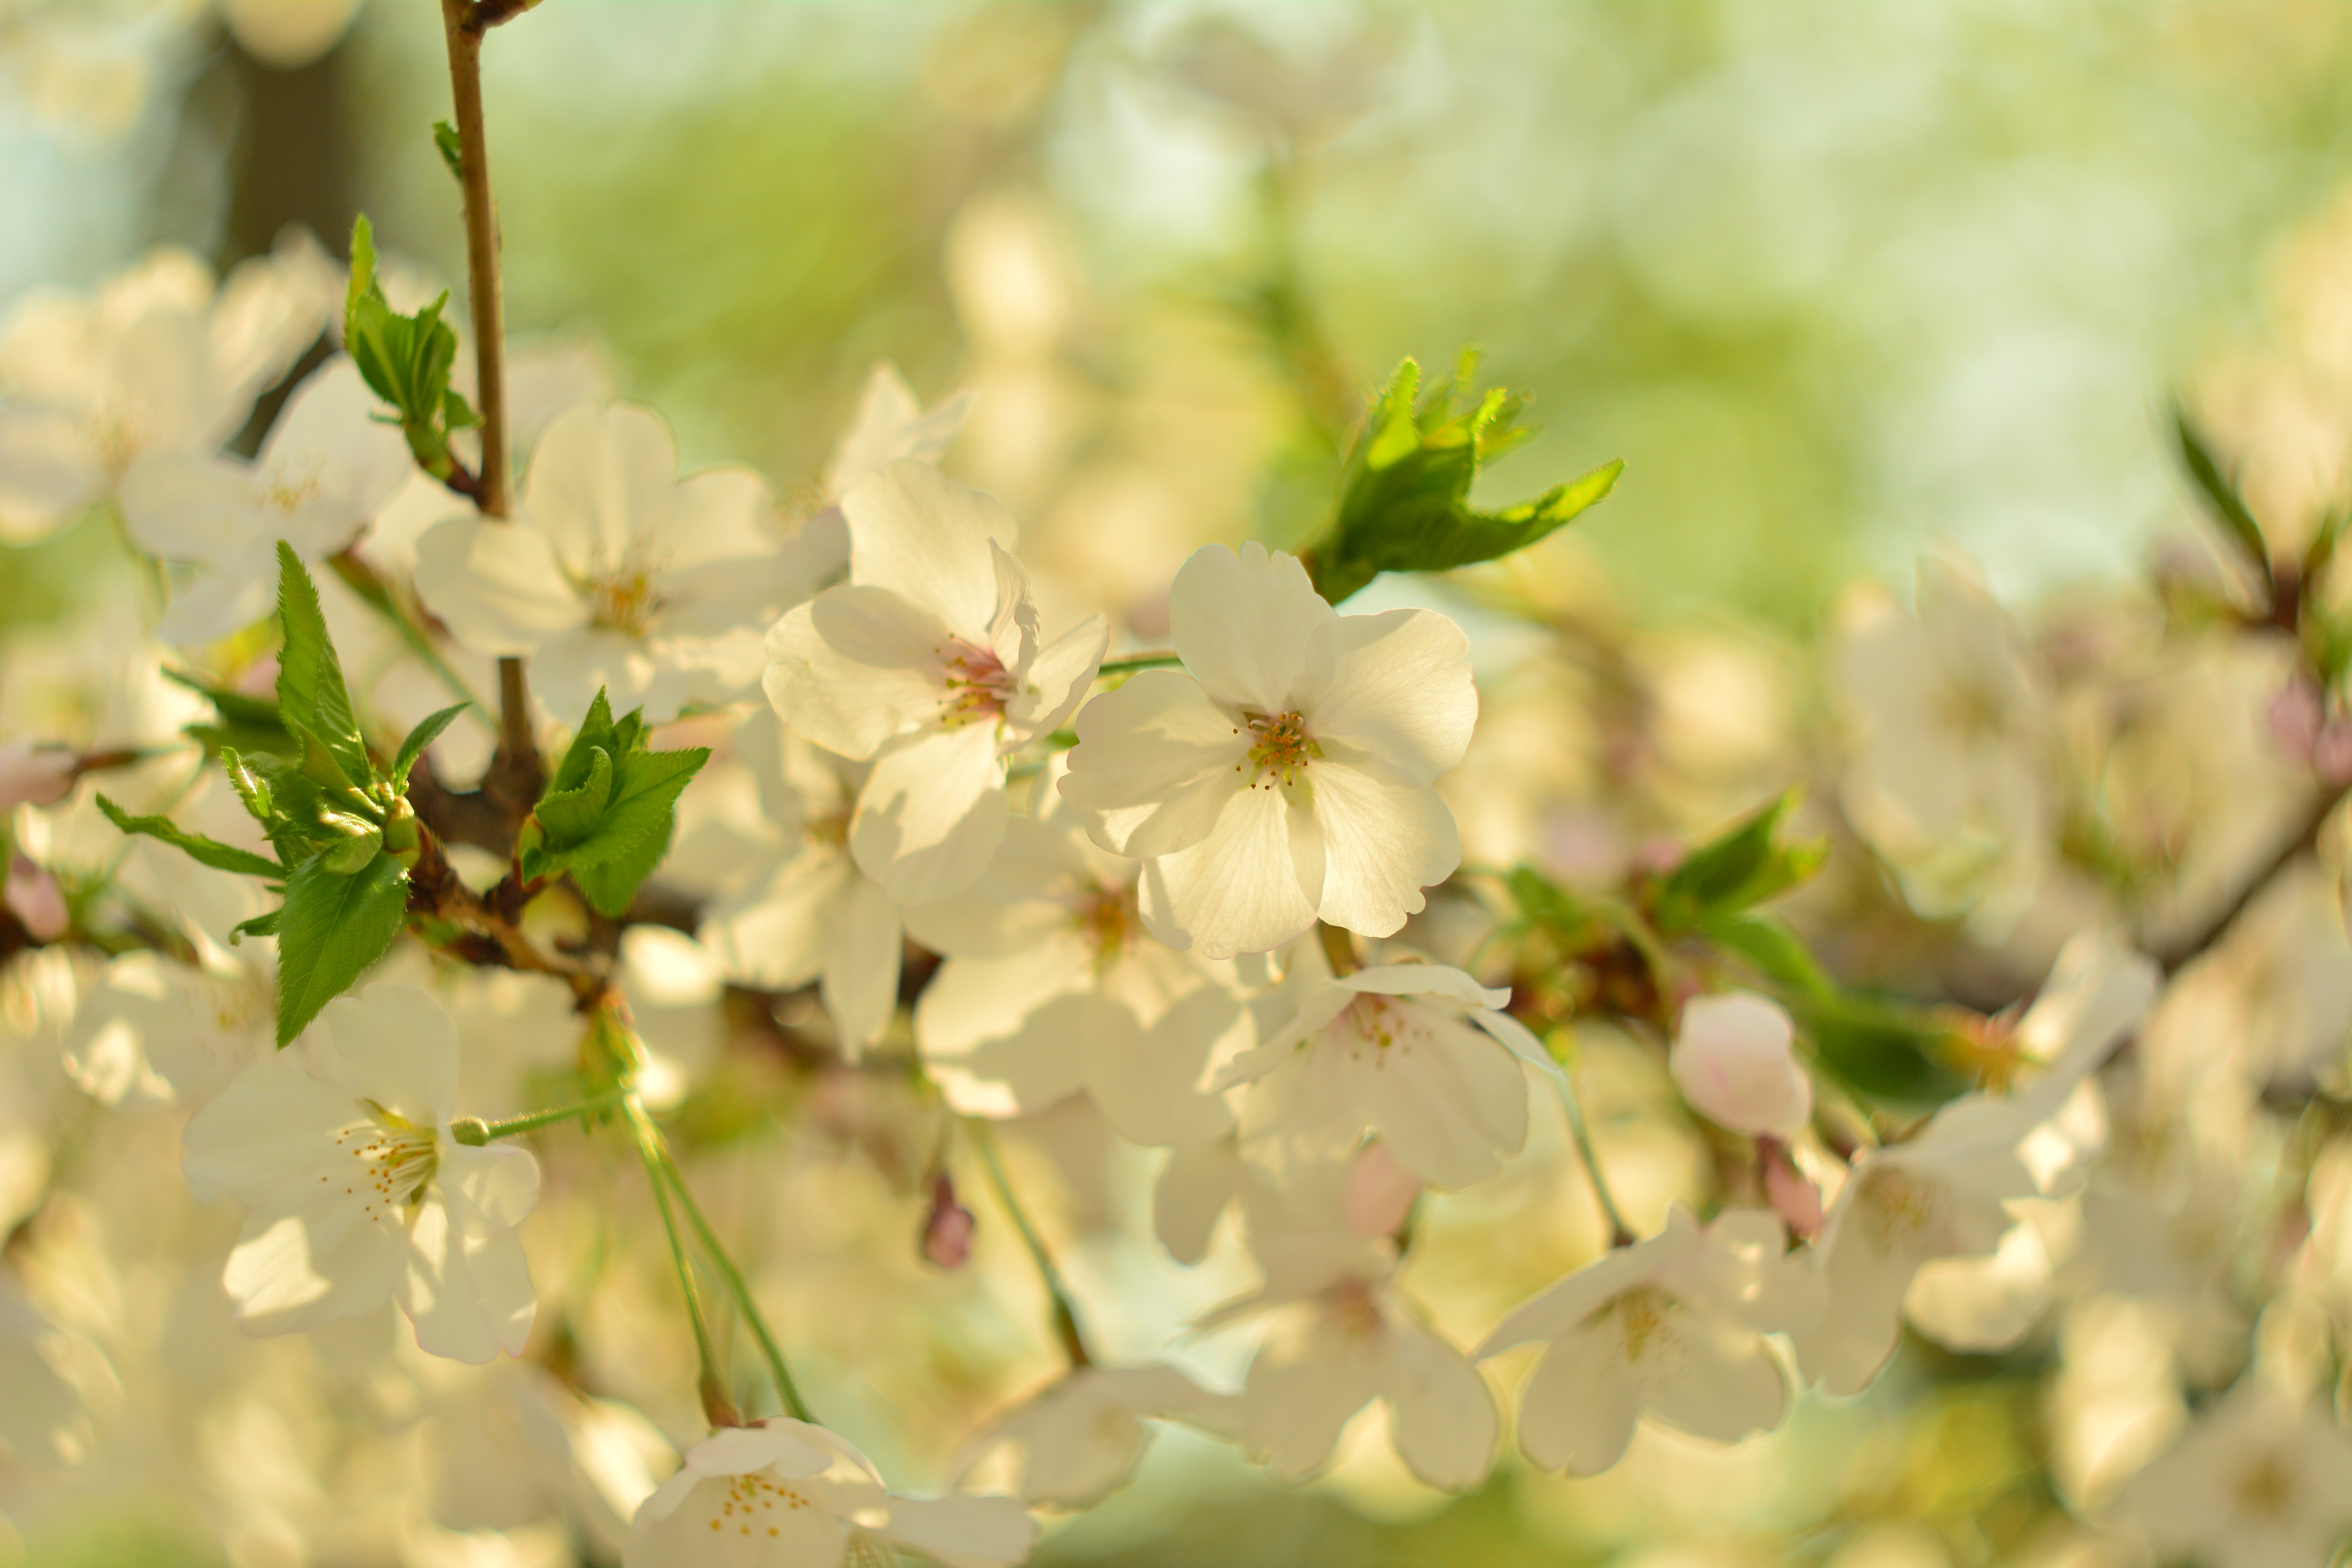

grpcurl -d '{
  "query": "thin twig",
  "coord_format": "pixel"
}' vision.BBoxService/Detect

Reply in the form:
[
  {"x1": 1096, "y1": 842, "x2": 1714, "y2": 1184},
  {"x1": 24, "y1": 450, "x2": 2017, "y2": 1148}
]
[
  {"x1": 626, "y1": 1095, "x2": 731, "y2": 1425},
  {"x1": 967, "y1": 1119, "x2": 1093, "y2": 1368},
  {"x1": 651, "y1": 1135, "x2": 818, "y2": 1424},
  {"x1": 2156, "y1": 781, "x2": 2352, "y2": 974},
  {"x1": 1555, "y1": 1062, "x2": 1635, "y2": 1249}
]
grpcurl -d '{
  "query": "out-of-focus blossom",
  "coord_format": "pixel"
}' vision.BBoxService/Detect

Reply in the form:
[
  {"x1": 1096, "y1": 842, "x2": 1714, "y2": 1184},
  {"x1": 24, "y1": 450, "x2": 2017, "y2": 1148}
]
[
  {"x1": 823, "y1": 360, "x2": 975, "y2": 506},
  {"x1": 1060, "y1": 543, "x2": 1476, "y2": 959},
  {"x1": 0, "y1": 236, "x2": 335, "y2": 541},
  {"x1": 696, "y1": 708, "x2": 903, "y2": 1054},
  {"x1": 1204, "y1": 1230, "x2": 1496, "y2": 1491},
  {"x1": 765, "y1": 459, "x2": 1105, "y2": 902},
  {"x1": 1835, "y1": 558, "x2": 2051, "y2": 933},
  {"x1": 4, "y1": 849, "x2": 66, "y2": 938},
  {"x1": 122, "y1": 356, "x2": 409, "y2": 643},
  {"x1": 62, "y1": 946, "x2": 272, "y2": 1108},
  {"x1": 1215, "y1": 949, "x2": 1548, "y2": 1191},
  {"x1": 1477, "y1": 1207, "x2": 1812, "y2": 1475},
  {"x1": 0, "y1": 0, "x2": 202, "y2": 139},
  {"x1": 0, "y1": 1267, "x2": 89, "y2": 1463},
  {"x1": 0, "y1": 742, "x2": 76, "y2": 810},
  {"x1": 219, "y1": 0, "x2": 363, "y2": 70},
  {"x1": 181, "y1": 984, "x2": 541, "y2": 1364},
  {"x1": 907, "y1": 805, "x2": 1243, "y2": 1147},
  {"x1": 2110, "y1": 1377, "x2": 2352, "y2": 1568},
  {"x1": 1668, "y1": 991, "x2": 1810, "y2": 1140},
  {"x1": 417, "y1": 402, "x2": 827, "y2": 725},
  {"x1": 622, "y1": 1417, "x2": 1035, "y2": 1567},
  {"x1": 955, "y1": 1364, "x2": 1236, "y2": 1509}
]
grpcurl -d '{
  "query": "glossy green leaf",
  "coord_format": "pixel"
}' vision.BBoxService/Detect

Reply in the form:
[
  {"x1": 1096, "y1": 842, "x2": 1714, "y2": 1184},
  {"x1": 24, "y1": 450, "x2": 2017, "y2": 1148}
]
[
  {"x1": 94, "y1": 794, "x2": 284, "y2": 880},
  {"x1": 274, "y1": 544, "x2": 370, "y2": 787},
  {"x1": 274, "y1": 849, "x2": 410, "y2": 1047},
  {"x1": 388, "y1": 702, "x2": 470, "y2": 791}
]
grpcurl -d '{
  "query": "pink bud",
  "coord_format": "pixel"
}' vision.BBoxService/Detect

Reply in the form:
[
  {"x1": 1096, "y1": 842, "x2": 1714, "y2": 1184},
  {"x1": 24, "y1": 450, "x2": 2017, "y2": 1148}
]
[
  {"x1": 1343, "y1": 1142, "x2": 1423, "y2": 1240},
  {"x1": 1669, "y1": 991, "x2": 1812, "y2": 1140},
  {"x1": 2269, "y1": 679, "x2": 2324, "y2": 764},
  {"x1": 5, "y1": 855, "x2": 67, "y2": 941},
  {"x1": 0, "y1": 744, "x2": 76, "y2": 812},
  {"x1": 920, "y1": 1174, "x2": 975, "y2": 1269},
  {"x1": 1761, "y1": 1138, "x2": 1823, "y2": 1239},
  {"x1": 2318, "y1": 720, "x2": 2352, "y2": 786}
]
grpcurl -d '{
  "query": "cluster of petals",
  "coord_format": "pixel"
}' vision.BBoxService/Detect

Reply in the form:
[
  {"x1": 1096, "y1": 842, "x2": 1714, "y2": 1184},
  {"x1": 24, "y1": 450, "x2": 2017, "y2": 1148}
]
[
  {"x1": 1059, "y1": 542, "x2": 1477, "y2": 959},
  {"x1": 181, "y1": 984, "x2": 543, "y2": 1365},
  {"x1": 764, "y1": 458, "x2": 1106, "y2": 903}
]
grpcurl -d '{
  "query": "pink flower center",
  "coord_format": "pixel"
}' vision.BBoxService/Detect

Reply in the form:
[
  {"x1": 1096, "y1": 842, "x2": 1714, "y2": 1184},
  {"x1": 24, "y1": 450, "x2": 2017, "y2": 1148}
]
[
  {"x1": 939, "y1": 638, "x2": 1016, "y2": 728},
  {"x1": 1243, "y1": 709, "x2": 1318, "y2": 789}
]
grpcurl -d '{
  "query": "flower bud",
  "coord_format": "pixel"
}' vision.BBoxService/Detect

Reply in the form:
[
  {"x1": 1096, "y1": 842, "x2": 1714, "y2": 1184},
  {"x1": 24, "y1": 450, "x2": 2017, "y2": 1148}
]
[
  {"x1": 920, "y1": 1174, "x2": 975, "y2": 1269},
  {"x1": 1669, "y1": 991, "x2": 1811, "y2": 1140},
  {"x1": 0, "y1": 744, "x2": 76, "y2": 812},
  {"x1": 4, "y1": 853, "x2": 67, "y2": 940},
  {"x1": 1760, "y1": 1137, "x2": 1823, "y2": 1239}
]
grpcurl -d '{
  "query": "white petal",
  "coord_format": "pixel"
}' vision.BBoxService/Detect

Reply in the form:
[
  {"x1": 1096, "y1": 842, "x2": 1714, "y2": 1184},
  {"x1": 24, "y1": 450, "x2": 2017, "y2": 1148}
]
[
  {"x1": 821, "y1": 874, "x2": 904, "y2": 1052},
  {"x1": 842, "y1": 459, "x2": 1015, "y2": 639},
  {"x1": 1241, "y1": 1330, "x2": 1377, "y2": 1481},
  {"x1": 120, "y1": 452, "x2": 261, "y2": 564},
  {"x1": 1517, "y1": 1327, "x2": 1640, "y2": 1475},
  {"x1": 1086, "y1": 980, "x2": 1242, "y2": 1147},
  {"x1": 851, "y1": 722, "x2": 1009, "y2": 904},
  {"x1": 396, "y1": 1194, "x2": 518, "y2": 1365},
  {"x1": 1307, "y1": 750, "x2": 1460, "y2": 938},
  {"x1": 660, "y1": 464, "x2": 776, "y2": 572},
  {"x1": 1380, "y1": 1318, "x2": 1498, "y2": 1490},
  {"x1": 532, "y1": 626, "x2": 691, "y2": 726},
  {"x1": 624, "y1": 1471, "x2": 843, "y2": 1565},
  {"x1": 1141, "y1": 783, "x2": 1322, "y2": 960},
  {"x1": 702, "y1": 849, "x2": 854, "y2": 992},
  {"x1": 414, "y1": 514, "x2": 589, "y2": 655},
  {"x1": 1641, "y1": 1311, "x2": 1789, "y2": 1445},
  {"x1": 1059, "y1": 670, "x2": 1249, "y2": 858},
  {"x1": 157, "y1": 545, "x2": 278, "y2": 644},
  {"x1": 916, "y1": 951, "x2": 1094, "y2": 1117},
  {"x1": 442, "y1": 1142, "x2": 541, "y2": 1235},
  {"x1": 1006, "y1": 613, "x2": 1107, "y2": 742},
  {"x1": 1296, "y1": 607, "x2": 1477, "y2": 782},
  {"x1": 319, "y1": 984, "x2": 461, "y2": 1121},
  {"x1": 0, "y1": 404, "x2": 98, "y2": 541},
  {"x1": 182, "y1": 1052, "x2": 372, "y2": 1207},
  {"x1": 1342, "y1": 964, "x2": 1511, "y2": 1011},
  {"x1": 1154, "y1": 1140, "x2": 1244, "y2": 1265},
  {"x1": 881, "y1": 1494, "x2": 1038, "y2": 1568},
  {"x1": 520, "y1": 403, "x2": 680, "y2": 577},
  {"x1": 222, "y1": 1201, "x2": 400, "y2": 1336},
  {"x1": 1340, "y1": 1004, "x2": 1528, "y2": 1190},
  {"x1": 1169, "y1": 542, "x2": 1334, "y2": 711},
  {"x1": 764, "y1": 587, "x2": 955, "y2": 760},
  {"x1": 900, "y1": 815, "x2": 1104, "y2": 960}
]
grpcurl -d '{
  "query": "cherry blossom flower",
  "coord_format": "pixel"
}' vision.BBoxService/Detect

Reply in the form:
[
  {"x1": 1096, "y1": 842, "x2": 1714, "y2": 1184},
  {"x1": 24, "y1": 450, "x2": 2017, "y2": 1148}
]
[
  {"x1": 823, "y1": 361, "x2": 975, "y2": 505},
  {"x1": 1669, "y1": 990, "x2": 1811, "y2": 1140},
  {"x1": 1212, "y1": 948, "x2": 1552, "y2": 1190},
  {"x1": 623, "y1": 1417, "x2": 1035, "y2": 1568},
  {"x1": 63, "y1": 946, "x2": 273, "y2": 1109},
  {"x1": 120, "y1": 356, "x2": 410, "y2": 644},
  {"x1": 1476, "y1": 1207, "x2": 1814, "y2": 1475},
  {"x1": 0, "y1": 236, "x2": 334, "y2": 542},
  {"x1": 907, "y1": 802, "x2": 1245, "y2": 1147},
  {"x1": 1790, "y1": 932, "x2": 2157, "y2": 1395},
  {"x1": 416, "y1": 401, "x2": 829, "y2": 724},
  {"x1": 1058, "y1": 542, "x2": 1475, "y2": 958},
  {"x1": 1203, "y1": 1230, "x2": 1497, "y2": 1491},
  {"x1": 0, "y1": 1268, "x2": 89, "y2": 1465},
  {"x1": 180, "y1": 984, "x2": 542, "y2": 1365},
  {"x1": 696, "y1": 708, "x2": 904, "y2": 1054},
  {"x1": 2110, "y1": 1377, "x2": 2352, "y2": 1568},
  {"x1": 953, "y1": 1364, "x2": 1237, "y2": 1510},
  {"x1": 764, "y1": 459, "x2": 1106, "y2": 903}
]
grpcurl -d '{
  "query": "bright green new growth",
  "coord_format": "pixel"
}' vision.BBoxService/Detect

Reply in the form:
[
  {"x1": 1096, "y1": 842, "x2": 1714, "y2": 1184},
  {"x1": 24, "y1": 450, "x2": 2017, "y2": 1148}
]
[
  {"x1": 344, "y1": 214, "x2": 483, "y2": 485},
  {"x1": 519, "y1": 689, "x2": 709, "y2": 917},
  {"x1": 1300, "y1": 352, "x2": 1624, "y2": 604},
  {"x1": 1648, "y1": 789, "x2": 1826, "y2": 938}
]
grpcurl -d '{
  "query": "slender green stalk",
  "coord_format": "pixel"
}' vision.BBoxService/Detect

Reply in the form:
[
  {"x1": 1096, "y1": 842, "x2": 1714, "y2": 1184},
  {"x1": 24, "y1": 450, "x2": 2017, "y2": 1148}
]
[
  {"x1": 633, "y1": 1102, "x2": 817, "y2": 1423},
  {"x1": 1556, "y1": 1063, "x2": 1635, "y2": 1249},
  {"x1": 627, "y1": 1098, "x2": 723, "y2": 1414},
  {"x1": 449, "y1": 1087, "x2": 629, "y2": 1145},
  {"x1": 326, "y1": 551, "x2": 487, "y2": 713},
  {"x1": 967, "y1": 1119, "x2": 1092, "y2": 1368},
  {"x1": 1096, "y1": 651, "x2": 1182, "y2": 676}
]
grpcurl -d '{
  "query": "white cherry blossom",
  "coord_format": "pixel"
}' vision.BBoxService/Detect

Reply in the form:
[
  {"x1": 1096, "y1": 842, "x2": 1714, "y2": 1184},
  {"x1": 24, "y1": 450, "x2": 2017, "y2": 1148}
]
[
  {"x1": 1213, "y1": 947, "x2": 1551, "y2": 1190},
  {"x1": 1669, "y1": 990, "x2": 1811, "y2": 1140},
  {"x1": 121, "y1": 356, "x2": 410, "y2": 643},
  {"x1": 0, "y1": 236, "x2": 335, "y2": 542},
  {"x1": 1476, "y1": 1207, "x2": 1813, "y2": 1475},
  {"x1": 953, "y1": 1363, "x2": 1237, "y2": 1510},
  {"x1": 180, "y1": 983, "x2": 542, "y2": 1365},
  {"x1": 823, "y1": 361, "x2": 975, "y2": 505},
  {"x1": 0, "y1": 1268, "x2": 89, "y2": 1465},
  {"x1": 623, "y1": 1417, "x2": 1035, "y2": 1568},
  {"x1": 1058, "y1": 542, "x2": 1476, "y2": 958},
  {"x1": 906, "y1": 802, "x2": 1244, "y2": 1147},
  {"x1": 2110, "y1": 1377, "x2": 2352, "y2": 1568},
  {"x1": 764, "y1": 459, "x2": 1106, "y2": 903},
  {"x1": 63, "y1": 946, "x2": 273, "y2": 1109},
  {"x1": 696, "y1": 708, "x2": 904, "y2": 1054},
  {"x1": 416, "y1": 401, "x2": 829, "y2": 724},
  {"x1": 1204, "y1": 1230, "x2": 1497, "y2": 1491}
]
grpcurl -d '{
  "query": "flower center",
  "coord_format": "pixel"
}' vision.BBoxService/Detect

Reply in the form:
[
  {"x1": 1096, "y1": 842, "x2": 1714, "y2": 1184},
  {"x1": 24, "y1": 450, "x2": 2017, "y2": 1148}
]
[
  {"x1": 1612, "y1": 1284, "x2": 1679, "y2": 1365},
  {"x1": 258, "y1": 454, "x2": 326, "y2": 516},
  {"x1": 1323, "y1": 1277, "x2": 1385, "y2": 1341},
  {"x1": 91, "y1": 405, "x2": 146, "y2": 478},
  {"x1": 1073, "y1": 882, "x2": 1138, "y2": 966},
  {"x1": 1332, "y1": 993, "x2": 1426, "y2": 1060},
  {"x1": 708, "y1": 1470, "x2": 817, "y2": 1539},
  {"x1": 938, "y1": 638, "x2": 1016, "y2": 729},
  {"x1": 1243, "y1": 710, "x2": 1318, "y2": 789},
  {"x1": 2233, "y1": 1450, "x2": 2297, "y2": 1518},
  {"x1": 806, "y1": 806, "x2": 852, "y2": 850},
  {"x1": 334, "y1": 1101, "x2": 440, "y2": 1219},
  {"x1": 588, "y1": 569, "x2": 660, "y2": 635},
  {"x1": 1855, "y1": 1164, "x2": 1944, "y2": 1254}
]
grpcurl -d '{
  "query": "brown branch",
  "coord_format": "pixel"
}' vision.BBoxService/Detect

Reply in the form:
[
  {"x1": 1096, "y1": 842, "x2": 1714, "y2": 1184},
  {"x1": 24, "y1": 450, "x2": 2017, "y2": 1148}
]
[
  {"x1": 408, "y1": 823, "x2": 608, "y2": 1007},
  {"x1": 2157, "y1": 780, "x2": 2352, "y2": 974}
]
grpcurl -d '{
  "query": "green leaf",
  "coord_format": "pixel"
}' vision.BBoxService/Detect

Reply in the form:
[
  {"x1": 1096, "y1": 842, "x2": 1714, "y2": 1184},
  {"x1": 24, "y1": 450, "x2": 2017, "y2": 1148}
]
[
  {"x1": 228, "y1": 909, "x2": 279, "y2": 945},
  {"x1": 274, "y1": 544, "x2": 371, "y2": 786},
  {"x1": 2174, "y1": 406, "x2": 2270, "y2": 580},
  {"x1": 432, "y1": 118, "x2": 463, "y2": 181},
  {"x1": 342, "y1": 214, "x2": 472, "y2": 482},
  {"x1": 573, "y1": 811, "x2": 674, "y2": 918},
  {"x1": 1700, "y1": 912, "x2": 1831, "y2": 999},
  {"x1": 1300, "y1": 353, "x2": 1622, "y2": 603},
  {"x1": 1792, "y1": 989, "x2": 1969, "y2": 1109},
  {"x1": 220, "y1": 747, "x2": 274, "y2": 825},
  {"x1": 388, "y1": 702, "x2": 470, "y2": 791},
  {"x1": 245, "y1": 752, "x2": 332, "y2": 866},
  {"x1": 95, "y1": 794, "x2": 284, "y2": 880},
  {"x1": 517, "y1": 688, "x2": 708, "y2": 910},
  {"x1": 166, "y1": 666, "x2": 294, "y2": 758},
  {"x1": 274, "y1": 849, "x2": 410, "y2": 1046},
  {"x1": 547, "y1": 689, "x2": 620, "y2": 796},
  {"x1": 1650, "y1": 790, "x2": 1826, "y2": 936}
]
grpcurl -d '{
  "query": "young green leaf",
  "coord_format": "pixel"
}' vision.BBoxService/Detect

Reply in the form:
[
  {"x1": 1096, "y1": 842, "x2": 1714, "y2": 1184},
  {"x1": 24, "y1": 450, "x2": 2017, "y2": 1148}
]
[
  {"x1": 1650, "y1": 790, "x2": 1826, "y2": 936},
  {"x1": 273, "y1": 849, "x2": 410, "y2": 1046},
  {"x1": 2174, "y1": 405, "x2": 2270, "y2": 583},
  {"x1": 343, "y1": 214, "x2": 474, "y2": 483},
  {"x1": 517, "y1": 688, "x2": 708, "y2": 911},
  {"x1": 228, "y1": 909, "x2": 280, "y2": 945},
  {"x1": 220, "y1": 747, "x2": 275, "y2": 825},
  {"x1": 95, "y1": 795, "x2": 285, "y2": 880},
  {"x1": 1300, "y1": 354, "x2": 1623, "y2": 603},
  {"x1": 274, "y1": 543, "x2": 371, "y2": 787},
  {"x1": 388, "y1": 702, "x2": 470, "y2": 791},
  {"x1": 572, "y1": 811, "x2": 674, "y2": 918},
  {"x1": 432, "y1": 118, "x2": 464, "y2": 181}
]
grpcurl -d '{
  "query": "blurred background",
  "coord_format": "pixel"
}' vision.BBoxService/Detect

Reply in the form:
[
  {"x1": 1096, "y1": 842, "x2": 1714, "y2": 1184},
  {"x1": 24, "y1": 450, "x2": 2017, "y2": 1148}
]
[{"x1": 7, "y1": 2, "x2": 2352, "y2": 1565}]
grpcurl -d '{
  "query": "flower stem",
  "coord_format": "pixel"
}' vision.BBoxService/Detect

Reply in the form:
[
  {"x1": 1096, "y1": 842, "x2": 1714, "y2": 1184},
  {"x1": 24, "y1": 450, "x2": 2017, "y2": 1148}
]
[
  {"x1": 326, "y1": 549, "x2": 488, "y2": 713},
  {"x1": 449, "y1": 1088, "x2": 629, "y2": 1145},
  {"x1": 630, "y1": 1100, "x2": 818, "y2": 1424},
  {"x1": 966, "y1": 1119, "x2": 1092, "y2": 1368},
  {"x1": 1554, "y1": 1058, "x2": 1636, "y2": 1249},
  {"x1": 626, "y1": 1095, "x2": 728, "y2": 1422},
  {"x1": 1096, "y1": 651, "x2": 1182, "y2": 676}
]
